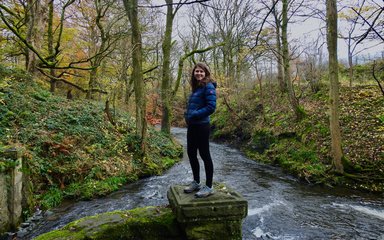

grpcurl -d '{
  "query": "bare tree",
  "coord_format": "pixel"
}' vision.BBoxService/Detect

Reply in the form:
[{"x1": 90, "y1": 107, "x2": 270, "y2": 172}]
[
  {"x1": 206, "y1": 0, "x2": 256, "y2": 87},
  {"x1": 301, "y1": 36, "x2": 326, "y2": 93},
  {"x1": 159, "y1": 0, "x2": 216, "y2": 135},
  {"x1": 282, "y1": 0, "x2": 305, "y2": 120},
  {"x1": 160, "y1": 0, "x2": 177, "y2": 135},
  {"x1": 123, "y1": 0, "x2": 147, "y2": 152},
  {"x1": 271, "y1": 0, "x2": 286, "y2": 93},
  {"x1": 327, "y1": 0, "x2": 344, "y2": 173},
  {"x1": 339, "y1": 0, "x2": 383, "y2": 87}
]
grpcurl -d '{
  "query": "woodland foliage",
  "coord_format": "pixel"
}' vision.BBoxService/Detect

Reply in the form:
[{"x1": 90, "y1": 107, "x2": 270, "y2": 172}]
[
  {"x1": 210, "y1": 76, "x2": 384, "y2": 192},
  {"x1": 0, "y1": 66, "x2": 182, "y2": 208},
  {"x1": 0, "y1": 0, "x2": 383, "y2": 203}
]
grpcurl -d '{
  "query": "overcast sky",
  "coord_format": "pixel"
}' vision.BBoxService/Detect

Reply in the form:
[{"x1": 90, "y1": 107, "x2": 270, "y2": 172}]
[
  {"x1": 148, "y1": 0, "x2": 383, "y2": 62},
  {"x1": 290, "y1": 14, "x2": 383, "y2": 62}
]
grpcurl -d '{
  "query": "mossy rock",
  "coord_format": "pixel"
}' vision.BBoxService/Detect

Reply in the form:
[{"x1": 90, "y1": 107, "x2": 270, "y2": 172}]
[{"x1": 34, "y1": 206, "x2": 184, "y2": 240}]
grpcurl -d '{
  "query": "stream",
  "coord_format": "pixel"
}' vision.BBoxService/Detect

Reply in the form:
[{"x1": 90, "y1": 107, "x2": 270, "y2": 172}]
[{"x1": 22, "y1": 127, "x2": 384, "y2": 239}]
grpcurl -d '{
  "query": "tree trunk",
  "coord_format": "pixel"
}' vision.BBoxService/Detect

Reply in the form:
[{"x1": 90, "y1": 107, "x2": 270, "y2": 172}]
[
  {"x1": 228, "y1": 50, "x2": 235, "y2": 87},
  {"x1": 255, "y1": 65, "x2": 265, "y2": 121},
  {"x1": 348, "y1": 42, "x2": 353, "y2": 87},
  {"x1": 120, "y1": 41, "x2": 130, "y2": 104},
  {"x1": 86, "y1": 0, "x2": 111, "y2": 100},
  {"x1": 276, "y1": 51, "x2": 285, "y2": 92},
  {"x1": 273, "y1": 2, "x2": 286, "y2": 93},
  {"x1": 276, "y1": 35, "x2": 285, "y2": 93},
  {"x1": 124, "y1": 0, "x2": 147, "y2": 152},
  {"x1": 326, "y1": 0, "x2": 344, "y2": 173},
  {"x1": 25, "y1": 0, "x2": 46, "y2": 74},
  {"x1": 49, "y1": 69, "x2": 56, "y2": 93},
  {"x1": 47, "y1": 0, "x2": 56, "y2": 92},
  {"x1": 160, "y1": 0, "x2": 174, "y2": 135},
  {"x1": 86, "y1": 68, "x2": 98, "y2": 99},
  {"x1": 282, "y1": 0, "x2": 303, "y2": 120}
]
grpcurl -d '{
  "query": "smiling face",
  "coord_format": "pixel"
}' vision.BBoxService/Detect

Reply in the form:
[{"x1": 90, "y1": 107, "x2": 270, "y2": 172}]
[{"x1": 194, "y1": 67, "x2": 206, "y2": 81}]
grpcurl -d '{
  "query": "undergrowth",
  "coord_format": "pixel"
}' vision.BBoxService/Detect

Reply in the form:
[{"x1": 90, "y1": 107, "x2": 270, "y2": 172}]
[
  {"x1": 211, "y1": 83, "x2": 384, "y2": 193},
  {"x1": 0, "y1": 66, "x2": 183, "y2": 209}
]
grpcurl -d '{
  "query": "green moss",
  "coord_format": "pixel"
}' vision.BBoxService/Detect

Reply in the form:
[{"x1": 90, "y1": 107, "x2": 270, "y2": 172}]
[
  {"x1": 342, "y1": 156, "x2": 361, "y2": 173},
  {"x1": 34, "y1": 206, "x2": 182, "y2": 240},
  {"x1": 32, "y1": 229, "x2": 84, "y2": 240}
]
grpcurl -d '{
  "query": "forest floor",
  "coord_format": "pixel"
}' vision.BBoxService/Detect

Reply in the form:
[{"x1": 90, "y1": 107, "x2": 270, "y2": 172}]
[
  {"x1": 0, "y1": 66, "x2": 183, "y2": 211},
  {"x1": 174, "y1": 82, "x2": 384, "y2": 193}
]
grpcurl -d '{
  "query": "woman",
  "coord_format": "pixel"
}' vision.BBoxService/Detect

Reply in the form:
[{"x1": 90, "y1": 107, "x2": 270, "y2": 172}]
[{"x1": 184, "y1": 62, "x2": 217, "y2": 198}]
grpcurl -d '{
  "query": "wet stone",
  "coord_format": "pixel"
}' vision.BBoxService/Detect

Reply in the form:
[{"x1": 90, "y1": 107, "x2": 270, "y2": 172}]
[
  {"x1": 16, "y1": 228, "x2": 28, "y2": 238},
  {"x1": 20, "y1": 222, "x2": 30, "y2": 228},
  {"x1": 30, "y1": 215, "x2": 43, "y2": 222},
  {"x1": 167, "y1": 182, "x2": 248, "y2": 240}
]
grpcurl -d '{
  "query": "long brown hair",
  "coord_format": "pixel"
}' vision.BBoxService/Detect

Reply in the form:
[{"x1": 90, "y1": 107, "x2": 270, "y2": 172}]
[{"x1": 190, "y1": 62, "x2": 213, "y2": 92}]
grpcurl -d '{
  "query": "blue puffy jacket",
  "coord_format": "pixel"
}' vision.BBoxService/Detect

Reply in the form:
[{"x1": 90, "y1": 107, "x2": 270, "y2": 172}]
[{"x1": 185, "y1": 82, "x2": 217, "y2": 125}]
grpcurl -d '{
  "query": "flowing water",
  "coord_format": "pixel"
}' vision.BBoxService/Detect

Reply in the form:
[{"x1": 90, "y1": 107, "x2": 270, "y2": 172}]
[{"x1": 22, "y1": 128, "x2": 384, "y2": 239}]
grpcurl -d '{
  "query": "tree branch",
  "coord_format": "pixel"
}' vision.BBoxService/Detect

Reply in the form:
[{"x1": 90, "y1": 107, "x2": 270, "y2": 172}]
[
  {"x1": 0, "y1": 8, "x2": 55, "y2": 67},
  {"x1": 352, "y1": 7, "x2": 384, "y2": 43},
  {"x1": 143, "y1": 65, "x2": 159, "y2": 75},
  {"x1": 139, "y1": 0, "x2": 211, "y2": 8},
  {"x1": 172, "y1": 42, "x2": 224, "y2": 98},
  {"x1": 372, "y1": 60, "x2": 384, "y2": 96},
  {"x1": 249, "y1": 0, "x2": 279, "y2": 52},
  {"x1": 37, "y1": 67, "x2": 108, "y2": 94}
]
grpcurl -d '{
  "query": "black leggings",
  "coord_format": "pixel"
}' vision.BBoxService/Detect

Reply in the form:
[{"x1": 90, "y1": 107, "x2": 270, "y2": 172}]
[{"x1": 187, "y1": 123, "x2": 213, "y2": 188}]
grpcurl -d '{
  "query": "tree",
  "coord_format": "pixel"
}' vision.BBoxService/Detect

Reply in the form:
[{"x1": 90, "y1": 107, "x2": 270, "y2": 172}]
[
  {"x1": 257, "y1": 0, "x2": 286, "y2": 93},
  {"x1": 160, "y1": 0, "x2": 176, "y2": 135},
  {"x1": 159, "y1": 0, "x2": 215, "y2": 135},
  {"x1": 25, "y1": 0, "x2": 47, "y2": 74},
  {"x1": 206, "y1": 0, "x2": 256, "y2": 87},
  {"x1": 339, "y1": 0, "x2": 382, "y2": 87},
  {"x1": 123, "y1": 0, "x2": 147, "y2": 152},
  {"x1": 259, "y1": 0, "x2": 311, "y2": 94},
  {"x1": 326, "y1": 0, "x2": 344, "y2": 173},
  {"x1": 75, "y1": 0, "x2": 123, "y2": 99},
  {"x1": 301, "y1": 36, "x2": 325, "y2": 93},
  {"x1": 0, "y1": 0, "x2": 106, "y2": 93},
  {"x1": 281, "y1": 0, "x2": 304, "y2": 120},
  {"x1": 271, "y1": 0, "x2": 286, "y2": 93}
]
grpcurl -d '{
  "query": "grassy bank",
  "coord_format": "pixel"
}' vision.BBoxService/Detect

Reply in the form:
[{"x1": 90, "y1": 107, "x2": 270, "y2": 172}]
[
  {"x1": 0, "y1": 66, "x2": 183, "y2": 211},
  {"x1": 211, "y1": 83, "x2": 384, "y2": 193}
]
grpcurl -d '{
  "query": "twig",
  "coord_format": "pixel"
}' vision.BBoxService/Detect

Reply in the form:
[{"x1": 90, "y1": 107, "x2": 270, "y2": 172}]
[{"x1": 372, "y1": 60, "x2": 384, "y2": 96}]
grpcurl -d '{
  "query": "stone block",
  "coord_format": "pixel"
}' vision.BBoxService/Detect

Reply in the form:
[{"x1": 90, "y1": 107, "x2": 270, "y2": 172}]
[
  {"x1": 167, "y1": 182, "x2": 248, "y2": 240},
  {"x1": 0, "y1": 147, "x2": 23, "y2": 234},
  {"x1": 0, "y1": 173, "x2": 10, "y2": 233},
  {"x1": 10, "y1": 158, "x2": 23, "y2": 228}
]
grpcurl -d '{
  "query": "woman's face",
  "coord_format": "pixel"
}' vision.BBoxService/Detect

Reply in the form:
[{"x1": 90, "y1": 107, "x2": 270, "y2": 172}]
[{"x1": 194, "y1": 67, "x2": 206, "y2": 81}]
